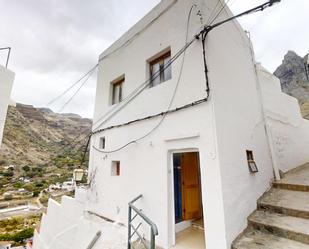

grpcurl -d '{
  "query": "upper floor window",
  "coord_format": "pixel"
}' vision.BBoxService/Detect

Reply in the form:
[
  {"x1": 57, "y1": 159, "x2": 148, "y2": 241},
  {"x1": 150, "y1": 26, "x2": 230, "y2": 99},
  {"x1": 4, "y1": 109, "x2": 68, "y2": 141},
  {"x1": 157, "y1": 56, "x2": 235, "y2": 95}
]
[
  {"x1": 149, "y1": 50, "x2": 171, "y2": 87},
  {"x1": 111, "y1": 77, "x2": 124, "y2": 105}
]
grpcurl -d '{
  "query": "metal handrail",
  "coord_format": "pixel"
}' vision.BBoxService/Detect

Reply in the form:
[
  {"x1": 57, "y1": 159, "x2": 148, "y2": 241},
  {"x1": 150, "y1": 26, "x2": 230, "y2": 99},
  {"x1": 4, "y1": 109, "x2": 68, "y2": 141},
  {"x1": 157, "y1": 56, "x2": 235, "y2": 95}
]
[
  {"x1": 128, "y1": 195, "x2": 158, "y2": 249},
  {"x1": 86, "y1": 231, "x2": 102, "y2": 249},
  {"x1": 0, "y1": 47, "x2": 11, "y2": 68}
]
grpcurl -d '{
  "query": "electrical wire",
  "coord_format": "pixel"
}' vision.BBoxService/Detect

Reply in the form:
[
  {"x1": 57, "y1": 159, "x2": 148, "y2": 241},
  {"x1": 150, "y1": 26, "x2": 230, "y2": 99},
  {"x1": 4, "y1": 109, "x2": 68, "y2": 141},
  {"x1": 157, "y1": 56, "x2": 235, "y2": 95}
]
[
  {"x1": 83, "y1": 0, "x2": 280, "y2": 159},
  {"x1": 92, "y1": 98, "x2": 208, "y2": 136},
  {"x1": 57, "y1": 67, "x2": 96, "y2": 113},
  {"x1": 197, "y1": 0, "x2": 281, "y2": 98},
  {"x1": 47, "y1": 64, "x2": 98, "y2": 107},
  {"x1": 91, "y1": 4, "x2": 199, "y2": 154},
  {"x1": 76, "y1": 40, "x2": 197, "y2": 162},
  {"x1": 205, "y1": 0, "x2": 222, "y2": 25},
  {"x1": 91, "y1": 29, "x2": 198, "y2": 131},
  {"x1": 209, "y1": 0, "x2": 232, "y2": 25}
]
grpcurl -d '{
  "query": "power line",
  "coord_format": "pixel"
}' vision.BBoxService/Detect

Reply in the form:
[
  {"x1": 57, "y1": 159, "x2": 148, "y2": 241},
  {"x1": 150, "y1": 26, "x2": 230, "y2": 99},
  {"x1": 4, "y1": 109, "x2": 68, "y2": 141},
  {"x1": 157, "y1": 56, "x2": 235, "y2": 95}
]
[
  {"x1": 198, "y1": 0, "x2": 281, "y2": 99},
  {"x1": 209, "y1": 0, "x2": 232, "y2": 25},
  {"x1": 82, "y1": 0, "x2": 280, "y2": 159},
  {"x1": 205, "y1": 0, "x2": 222, "y2": 25},
  {"x1": 91, "y1": 31, "x2": 197, "y2": 132},
  {"x1": 57, "y1": 67, "x2": 96, "y2": 113},
  {"x1": 90, "y1": 4, "x2": 199, "y2": 154},
  {"x1": 92, "y1": 98, "x2": 208, "y2": 136},
  {"x1": 47, "y1": 63, "x2": 98, "y2": 107}
]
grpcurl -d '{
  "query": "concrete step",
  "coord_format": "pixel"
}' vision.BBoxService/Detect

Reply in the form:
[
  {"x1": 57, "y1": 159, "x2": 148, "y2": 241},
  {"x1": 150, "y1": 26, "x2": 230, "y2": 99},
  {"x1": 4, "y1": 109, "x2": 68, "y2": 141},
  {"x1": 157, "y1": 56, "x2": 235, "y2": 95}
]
[
  {"x1": 273, "y1": 181, "x2": 309, "y2": 192},
  {"x1": 248, "y1": 211, "x2": 309, "y2": 244},
  {"x1": 232, "y1": 230, "x2": 309, "y2": 249},
  {"x1": 273, "y1": 163, "x2": 309, "y2": 192},
  {"x1": 258, "y1": 188, "x2": 309, "y2": 219}
]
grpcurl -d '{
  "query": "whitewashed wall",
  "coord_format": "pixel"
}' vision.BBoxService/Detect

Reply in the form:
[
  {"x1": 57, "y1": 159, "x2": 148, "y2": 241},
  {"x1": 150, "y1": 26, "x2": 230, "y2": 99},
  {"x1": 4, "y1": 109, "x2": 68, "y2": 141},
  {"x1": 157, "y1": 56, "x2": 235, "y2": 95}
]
[
  {"x1": 203, "y1": 7, "x2": 276, "y2": 246},
  {"x1": 0, "y1": 65, "x2": 14, "y2": 147},
  {"x1": 258, "y1": 64, "x2": 309, "y2": 173},
  {"x1": 90, "y1": 0, "x2": 230, "y2": 248},
  {"x1": 89, "y1": 0, "x2": 280, "y2": 248}
]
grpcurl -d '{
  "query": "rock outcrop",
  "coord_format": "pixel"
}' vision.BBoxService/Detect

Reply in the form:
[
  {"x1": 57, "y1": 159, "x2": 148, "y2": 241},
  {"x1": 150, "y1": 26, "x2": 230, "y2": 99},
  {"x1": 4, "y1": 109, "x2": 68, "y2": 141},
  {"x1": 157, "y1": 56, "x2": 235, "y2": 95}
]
[
  {"x1": 274, "y1": 51, "x2": 309, "y2": 104},
  {"x1": 0, "y1": 104, "x2": 92, "y2": 167}
]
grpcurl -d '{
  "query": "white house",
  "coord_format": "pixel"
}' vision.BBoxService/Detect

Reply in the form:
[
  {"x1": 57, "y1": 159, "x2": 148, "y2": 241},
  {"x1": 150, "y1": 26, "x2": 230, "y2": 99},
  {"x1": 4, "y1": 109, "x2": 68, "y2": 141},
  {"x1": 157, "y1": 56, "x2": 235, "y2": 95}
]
[
  {"x1": 0, "y1": 63, "x2": 14, "y2": 147},
  {"x1": 0, "y1": 241, "x2": 12, "y2": 249},
  {"x1": 33, "y1": 0, "x2": 309, "y2": 249}
]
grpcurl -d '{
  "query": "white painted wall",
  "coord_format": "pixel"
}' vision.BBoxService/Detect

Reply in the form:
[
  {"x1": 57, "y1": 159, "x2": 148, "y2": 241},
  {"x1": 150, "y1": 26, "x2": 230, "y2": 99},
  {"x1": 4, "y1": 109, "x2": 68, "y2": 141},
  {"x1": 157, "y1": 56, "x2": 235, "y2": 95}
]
[
  {"x1": 0, "y1": 65, "x2": 14, "y2": 147},
  {"x1": 258, "y1": 64, "x2": 309, "y2": 173},
  {"x1": 90, "y1": 0, "x2": 229, "y2": 248},
  {"x1": 90, "y1": 0, "x2": 285, "y2": 247},
  {"x1": 205, "y1": 12, "x2": 275, "y2": 245}
]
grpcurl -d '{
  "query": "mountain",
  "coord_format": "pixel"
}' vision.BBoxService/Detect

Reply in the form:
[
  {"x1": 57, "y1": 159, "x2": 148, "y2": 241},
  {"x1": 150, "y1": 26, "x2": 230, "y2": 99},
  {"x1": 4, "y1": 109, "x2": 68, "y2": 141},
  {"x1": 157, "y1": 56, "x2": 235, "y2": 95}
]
[
  {"x1": 0, "y1": 103, "x2": 92, "y2": 168},
  {"x1": 274, "y1": 51, "x2": 309, "y2": 118}
]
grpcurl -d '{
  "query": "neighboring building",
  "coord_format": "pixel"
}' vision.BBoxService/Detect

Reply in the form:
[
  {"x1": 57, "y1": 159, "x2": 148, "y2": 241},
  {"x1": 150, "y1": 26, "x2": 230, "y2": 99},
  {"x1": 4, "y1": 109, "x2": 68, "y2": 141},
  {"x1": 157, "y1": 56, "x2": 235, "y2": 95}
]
[
  {"x1": 0, "y1": 63, "x2": 14, "y2": 147},
  {"x1": 0, "y1": 241, "x2": 13, "y2": 249},
  {"x1": 33, "y1": 0, "x2": 309, "y2": 249},
  {"x1": 61, "y1": 180, "x2": 74, "y2": 192},
  {"x1": 48, "y1": 183, "x2": 61, "y2": 192}
]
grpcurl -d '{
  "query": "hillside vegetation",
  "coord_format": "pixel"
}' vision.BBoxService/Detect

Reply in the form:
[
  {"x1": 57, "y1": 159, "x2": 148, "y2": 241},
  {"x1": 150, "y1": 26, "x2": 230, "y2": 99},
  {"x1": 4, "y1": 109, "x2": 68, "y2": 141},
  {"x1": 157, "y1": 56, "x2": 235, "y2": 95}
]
[{"x1": 0, "y1": 104, "x2": 91, "y2": 194}]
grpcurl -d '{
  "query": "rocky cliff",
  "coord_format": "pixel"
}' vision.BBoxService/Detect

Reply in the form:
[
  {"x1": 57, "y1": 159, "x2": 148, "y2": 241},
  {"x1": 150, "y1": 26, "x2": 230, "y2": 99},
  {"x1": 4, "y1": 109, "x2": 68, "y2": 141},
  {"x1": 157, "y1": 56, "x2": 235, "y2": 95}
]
[
  {"x1": 0, "y1": 104, "x2": 92, "y2": 167},
  {"x1": 274, "y1": 51, "x2": 309, "y2": 118}
]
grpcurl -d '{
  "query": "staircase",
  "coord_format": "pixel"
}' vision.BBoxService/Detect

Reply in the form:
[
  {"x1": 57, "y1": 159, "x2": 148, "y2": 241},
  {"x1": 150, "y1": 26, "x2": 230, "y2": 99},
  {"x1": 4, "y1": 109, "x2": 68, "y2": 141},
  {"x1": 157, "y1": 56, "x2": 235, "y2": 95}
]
[{"x1": 232, "y1": 163, "x2": 309, "y2": 249}]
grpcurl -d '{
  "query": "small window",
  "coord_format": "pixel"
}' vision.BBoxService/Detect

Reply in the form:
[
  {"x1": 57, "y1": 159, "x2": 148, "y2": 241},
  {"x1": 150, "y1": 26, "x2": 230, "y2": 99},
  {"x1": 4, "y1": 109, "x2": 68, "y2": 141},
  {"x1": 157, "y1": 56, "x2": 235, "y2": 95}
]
[
  {"x1": 149, "y1": 50, "x2": 171, "y2": 87},
  {"x1": 111, "y1": 78, "x2": 124, "y2": 105},
  {"x1": 111, "y1": 161, "x2": 120, "y2": 176},
  {"x1": 246, "y1": 150, "x2": 258, "y2": 173},
  {"x1": 99, "y1": 137, "x2": 105, "y2": 149}
]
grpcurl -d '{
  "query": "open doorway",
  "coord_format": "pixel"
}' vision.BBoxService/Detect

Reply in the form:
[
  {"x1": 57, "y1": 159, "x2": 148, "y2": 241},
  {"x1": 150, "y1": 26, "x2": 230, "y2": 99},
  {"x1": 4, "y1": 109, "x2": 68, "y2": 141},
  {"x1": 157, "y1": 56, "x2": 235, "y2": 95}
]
[{"x1": 172, "y1": 152, "x2": 205, "y2": 248}]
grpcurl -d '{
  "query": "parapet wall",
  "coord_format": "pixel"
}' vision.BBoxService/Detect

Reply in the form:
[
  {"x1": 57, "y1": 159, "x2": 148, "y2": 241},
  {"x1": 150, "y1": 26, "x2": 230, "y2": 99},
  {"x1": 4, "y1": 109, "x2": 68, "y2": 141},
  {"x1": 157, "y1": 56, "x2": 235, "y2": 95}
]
[
  {"x1": 0, "y1": 65, "x2": 14, "y2": 147},
  {"x1": 258, "y1": 64, "x2": 309, "y2": 173}
]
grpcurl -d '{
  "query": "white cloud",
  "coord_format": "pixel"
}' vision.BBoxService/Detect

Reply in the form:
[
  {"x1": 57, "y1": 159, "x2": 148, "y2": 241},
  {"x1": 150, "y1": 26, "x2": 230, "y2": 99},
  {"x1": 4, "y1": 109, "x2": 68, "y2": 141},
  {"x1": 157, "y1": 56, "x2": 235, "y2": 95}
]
[
  {"x1": 229, "y1": 0, "x2": 309, "y2": 71},
  {"x1": 0, "y1": 0, "x2": 308, "y2": 118}
]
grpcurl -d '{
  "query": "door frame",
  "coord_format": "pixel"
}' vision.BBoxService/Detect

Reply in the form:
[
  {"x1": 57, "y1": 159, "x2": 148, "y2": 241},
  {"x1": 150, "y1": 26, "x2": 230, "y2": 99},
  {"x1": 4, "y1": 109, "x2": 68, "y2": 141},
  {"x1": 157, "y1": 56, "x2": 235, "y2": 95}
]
[{"x1": 167, "y1": 148, "x2": 204, "y2": 247}]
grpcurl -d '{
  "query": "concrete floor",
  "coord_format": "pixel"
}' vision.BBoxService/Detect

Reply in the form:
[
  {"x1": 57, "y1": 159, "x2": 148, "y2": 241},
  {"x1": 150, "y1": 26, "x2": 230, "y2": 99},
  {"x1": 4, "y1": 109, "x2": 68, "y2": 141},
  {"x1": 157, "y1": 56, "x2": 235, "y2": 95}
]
[
  {"x1": 278, "y1": 163, "x2": 309, "y2": 186},
  {"x1": 192, "y1": 219, "x2": 204, "y2": 230},
  {"x1": 171, "y1": 227, "x2": 206, "y2": 249}
]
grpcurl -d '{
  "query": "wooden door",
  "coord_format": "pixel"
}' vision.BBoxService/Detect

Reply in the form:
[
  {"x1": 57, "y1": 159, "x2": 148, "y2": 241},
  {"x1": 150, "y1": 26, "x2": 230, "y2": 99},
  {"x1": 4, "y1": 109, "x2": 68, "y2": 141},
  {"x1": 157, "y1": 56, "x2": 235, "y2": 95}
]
[{"x1": 181, "y1": 152, "x2": 202, "y2": 220}]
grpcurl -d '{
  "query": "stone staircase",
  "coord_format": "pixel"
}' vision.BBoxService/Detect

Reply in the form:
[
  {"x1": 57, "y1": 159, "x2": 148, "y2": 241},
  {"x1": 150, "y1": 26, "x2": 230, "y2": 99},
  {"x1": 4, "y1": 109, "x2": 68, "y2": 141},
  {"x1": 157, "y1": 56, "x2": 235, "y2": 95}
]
[{"x1": 232, "y1": 163, "x2": 309, "y2": 249}]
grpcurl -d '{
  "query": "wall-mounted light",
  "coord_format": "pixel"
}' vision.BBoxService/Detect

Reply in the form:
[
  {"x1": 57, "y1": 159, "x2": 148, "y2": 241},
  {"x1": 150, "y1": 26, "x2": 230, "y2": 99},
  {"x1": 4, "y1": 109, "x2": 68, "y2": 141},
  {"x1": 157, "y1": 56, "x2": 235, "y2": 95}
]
[{"x1": 73, "y1": 168, "x2": 85, "y2": 182}]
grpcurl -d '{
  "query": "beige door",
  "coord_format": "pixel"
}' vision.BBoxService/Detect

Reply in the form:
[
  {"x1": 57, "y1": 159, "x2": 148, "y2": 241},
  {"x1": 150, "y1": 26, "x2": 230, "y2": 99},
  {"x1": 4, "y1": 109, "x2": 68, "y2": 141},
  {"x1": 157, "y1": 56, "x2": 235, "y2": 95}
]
[{"x1": 181, "y1": 152, "x2": 202, "y2": 220}]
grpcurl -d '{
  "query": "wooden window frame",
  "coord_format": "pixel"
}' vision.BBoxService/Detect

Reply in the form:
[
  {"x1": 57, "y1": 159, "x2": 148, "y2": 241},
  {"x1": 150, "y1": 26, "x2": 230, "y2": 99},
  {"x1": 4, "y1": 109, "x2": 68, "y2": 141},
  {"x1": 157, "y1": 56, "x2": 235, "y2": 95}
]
[
  {"x1": 111, "y1": 78, "x2": 124, "y2": 105},
  {"x1": 149, "y1": 50, "x2": 171, "y2": 87}
]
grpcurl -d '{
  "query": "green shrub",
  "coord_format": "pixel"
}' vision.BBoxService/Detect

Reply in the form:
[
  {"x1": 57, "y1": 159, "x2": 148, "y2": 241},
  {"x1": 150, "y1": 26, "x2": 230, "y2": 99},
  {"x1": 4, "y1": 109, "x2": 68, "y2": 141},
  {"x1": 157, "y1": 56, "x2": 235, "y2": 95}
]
[
  {"x1": 33, "y1": 190, "x2": 40, "y2": 197},
  {"x1": 0, "y1": 228, "x2": 34, "y2": 242},
  {"x1": 3, "y1": 171, "x2": 14, "y2": 177},
  {"x1": 13, "y1": 182, "x2": 24, "y2": 189},
  {"x1": 22, "y1": 165, "x2": 30, "y2": 172},
  {"x1": 24, "y1": 183, "x2": 35, "y2": 192}
]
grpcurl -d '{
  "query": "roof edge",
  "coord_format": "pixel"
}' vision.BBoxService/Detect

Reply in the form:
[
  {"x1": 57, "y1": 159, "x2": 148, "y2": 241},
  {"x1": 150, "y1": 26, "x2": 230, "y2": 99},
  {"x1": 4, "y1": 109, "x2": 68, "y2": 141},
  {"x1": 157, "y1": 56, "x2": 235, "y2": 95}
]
[{"x1": 99, "y1": 0, "x2": 178, "y2": 61}]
